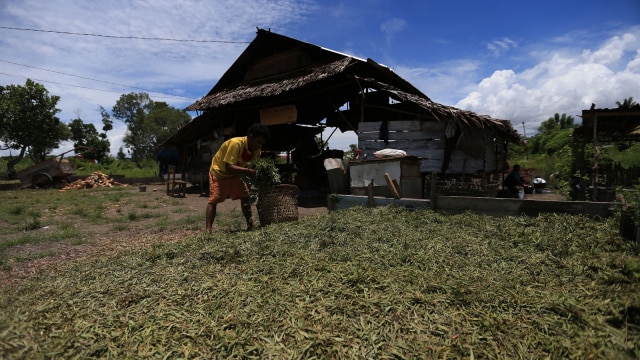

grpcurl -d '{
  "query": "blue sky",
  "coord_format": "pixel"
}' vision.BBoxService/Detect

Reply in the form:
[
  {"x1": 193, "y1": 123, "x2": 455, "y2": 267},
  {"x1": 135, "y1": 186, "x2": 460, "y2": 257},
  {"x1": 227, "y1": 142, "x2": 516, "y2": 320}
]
[{"x1": 1, "y1": 0, "x2": 639, "y2": 155}]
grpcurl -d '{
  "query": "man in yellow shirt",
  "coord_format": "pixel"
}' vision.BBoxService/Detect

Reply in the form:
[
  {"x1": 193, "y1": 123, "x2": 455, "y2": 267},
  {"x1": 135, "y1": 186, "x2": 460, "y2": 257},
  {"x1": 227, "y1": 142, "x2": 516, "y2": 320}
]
[{"x1": 206, "y1": 124, "x2": 270, "y2": 232}]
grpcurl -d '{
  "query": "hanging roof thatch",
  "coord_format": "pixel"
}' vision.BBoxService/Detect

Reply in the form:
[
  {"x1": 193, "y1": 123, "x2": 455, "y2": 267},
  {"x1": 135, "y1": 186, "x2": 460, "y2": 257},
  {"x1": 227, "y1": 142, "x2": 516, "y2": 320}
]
[{"x1": 354, "y1": 77, "x2": 521, "y2": 141}]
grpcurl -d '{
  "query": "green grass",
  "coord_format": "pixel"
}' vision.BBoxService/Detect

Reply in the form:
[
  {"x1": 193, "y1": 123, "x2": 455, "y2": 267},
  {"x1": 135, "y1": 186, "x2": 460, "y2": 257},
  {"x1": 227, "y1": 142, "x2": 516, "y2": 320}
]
[
  {"x1": 0, "y1": 156, "x2": 161, "y2": 179},
  {"x1": 7, "y1": 204, "x2": 26, "y2": 216},
  {"x1": 22, "y1": 215, "x2": 42, "y2": 231},
  {"x1": 0, "y1": 206, "x2": 638, "y2": 359},
  {"x1": 12, "y1": 251, "x2": 54, "y2": 263},
  {"x1": 0, "y1": 224, "x2": 85, "y2": 270},
  {"x1": 176, "y1": 215, "x2": 203, "y2": 231},
  {"x1": 71, "y1": 157, "x2": 160, "y2": 177},
  {"x1": 126, "y1": 211, "x2": 155, "y2": 222},
  {"x1": 0, "y1": 187, "x2": 202, "y2": 268},
  {"x1": 110, "y1": 223, "x2": 129, "y2": 232}
]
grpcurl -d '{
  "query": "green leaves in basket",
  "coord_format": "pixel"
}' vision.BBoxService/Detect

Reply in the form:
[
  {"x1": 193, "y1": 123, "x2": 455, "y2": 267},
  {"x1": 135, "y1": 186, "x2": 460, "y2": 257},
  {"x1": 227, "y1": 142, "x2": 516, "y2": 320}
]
[{"x1": 243, "y1": 158, "x2": 281, "y2": 193}]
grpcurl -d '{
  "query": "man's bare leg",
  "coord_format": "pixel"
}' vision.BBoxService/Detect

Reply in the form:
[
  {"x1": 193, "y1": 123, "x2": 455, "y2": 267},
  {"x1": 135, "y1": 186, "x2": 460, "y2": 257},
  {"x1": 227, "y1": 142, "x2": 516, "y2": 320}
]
[
  {"x1": 206, "y1": 202, "x2": 217, "y2": 232},
  {"x1": 241, "y1": 197, "x2": 254, "y2": 230}
]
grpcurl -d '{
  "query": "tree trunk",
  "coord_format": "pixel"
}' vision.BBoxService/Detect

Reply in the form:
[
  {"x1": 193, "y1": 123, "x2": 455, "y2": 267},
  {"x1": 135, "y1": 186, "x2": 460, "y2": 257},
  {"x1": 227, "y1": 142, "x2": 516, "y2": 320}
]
[{"x1": 6, "y1": 147, "x2": 26, "y2": 179}]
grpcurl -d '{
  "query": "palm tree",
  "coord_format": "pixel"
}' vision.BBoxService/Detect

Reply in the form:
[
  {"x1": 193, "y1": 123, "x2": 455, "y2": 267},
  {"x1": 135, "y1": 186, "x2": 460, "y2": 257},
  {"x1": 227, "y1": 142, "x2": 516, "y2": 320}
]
[
  {"x1": 539, "y1": 113, "x2": 575, "y2": 133},
  {"x1": 616, "y1": 97, "x2": 637, "y2": 109}
]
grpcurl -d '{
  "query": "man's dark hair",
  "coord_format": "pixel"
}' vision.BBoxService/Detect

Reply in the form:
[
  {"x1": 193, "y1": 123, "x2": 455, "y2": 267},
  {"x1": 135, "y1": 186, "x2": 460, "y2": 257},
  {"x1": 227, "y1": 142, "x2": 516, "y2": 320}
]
[{"x1": 247, "y1": 123, "x2": 270, "y2": 140}]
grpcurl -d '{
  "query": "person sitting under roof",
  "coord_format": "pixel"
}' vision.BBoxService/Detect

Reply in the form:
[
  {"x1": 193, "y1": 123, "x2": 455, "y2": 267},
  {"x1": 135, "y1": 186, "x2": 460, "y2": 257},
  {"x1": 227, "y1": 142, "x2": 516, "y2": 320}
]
[{"x1": 503, "y1": 164, "x2": 525, "y2": 198}]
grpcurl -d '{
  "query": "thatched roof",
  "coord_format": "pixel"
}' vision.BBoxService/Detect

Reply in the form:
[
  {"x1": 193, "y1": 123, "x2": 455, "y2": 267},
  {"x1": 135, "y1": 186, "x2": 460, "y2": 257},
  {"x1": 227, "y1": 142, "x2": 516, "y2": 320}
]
[
  {"x1": 169, "y1": 29, "x2": 521, "y2": 148},
  {"x1": 186, "y1": 57, "x2": 354, "y2": 111}
]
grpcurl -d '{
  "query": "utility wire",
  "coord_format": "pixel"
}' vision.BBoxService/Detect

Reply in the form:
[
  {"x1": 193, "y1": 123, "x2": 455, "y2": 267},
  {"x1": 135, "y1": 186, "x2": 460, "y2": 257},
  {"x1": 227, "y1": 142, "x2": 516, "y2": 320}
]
[
  {"x1": 0, "y1": 59, "x2": 194, "y2": 100},
  {"x1": 0, "y1": 26, "x2": 250, "y2": 43},
  {"x1": 0, "y1": 72, "x2": 196, "y2": 101}
]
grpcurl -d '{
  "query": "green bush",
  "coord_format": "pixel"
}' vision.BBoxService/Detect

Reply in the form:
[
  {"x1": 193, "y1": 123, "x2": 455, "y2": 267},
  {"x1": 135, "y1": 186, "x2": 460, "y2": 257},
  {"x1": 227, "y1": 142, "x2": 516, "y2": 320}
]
[
  {"x1": 1, "y1": 156, "x2": 160, "y2": 179},
  {"x1": 621, "y1": 186, "x2": 640, "y2": 223},
  {"x1": 69, "y1": 157, "x2": 159, "y2": 177}
]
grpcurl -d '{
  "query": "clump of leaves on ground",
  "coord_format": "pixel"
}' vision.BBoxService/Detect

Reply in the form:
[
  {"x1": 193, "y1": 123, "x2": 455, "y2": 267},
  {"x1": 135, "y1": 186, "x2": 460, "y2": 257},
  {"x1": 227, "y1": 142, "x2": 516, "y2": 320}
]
[{"x1": 0, "y1": 206, "x2": 638, "y2": 359}]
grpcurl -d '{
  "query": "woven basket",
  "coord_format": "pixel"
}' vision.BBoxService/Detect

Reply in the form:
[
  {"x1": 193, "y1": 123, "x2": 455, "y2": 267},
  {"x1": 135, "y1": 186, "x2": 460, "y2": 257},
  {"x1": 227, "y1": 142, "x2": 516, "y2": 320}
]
[{"x1": 256, "y1": 184, "x2": 299, "y2": 226}]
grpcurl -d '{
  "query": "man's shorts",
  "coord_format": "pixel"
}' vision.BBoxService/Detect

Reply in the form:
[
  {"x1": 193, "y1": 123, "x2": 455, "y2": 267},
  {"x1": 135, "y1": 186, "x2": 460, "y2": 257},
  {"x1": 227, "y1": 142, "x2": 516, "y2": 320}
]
[{"x1": 208, "y1": 172, "x2": 250, "y2": 204}]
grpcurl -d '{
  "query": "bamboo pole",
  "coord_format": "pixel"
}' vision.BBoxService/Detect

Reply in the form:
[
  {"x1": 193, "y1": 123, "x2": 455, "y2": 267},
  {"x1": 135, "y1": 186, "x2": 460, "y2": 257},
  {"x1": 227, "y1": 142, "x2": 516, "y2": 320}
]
[{"x1": 430, "y1": 172, "x2": 437, "y2": 210}]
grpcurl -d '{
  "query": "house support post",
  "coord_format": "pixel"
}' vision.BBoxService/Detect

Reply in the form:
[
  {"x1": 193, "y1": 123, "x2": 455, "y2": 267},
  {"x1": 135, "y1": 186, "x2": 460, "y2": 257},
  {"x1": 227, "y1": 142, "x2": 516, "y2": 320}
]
[
  {"x1": 592, "y1": 114, "x2": 599, "y2": 201},
  {"x1": 430, "y1": 172, "x2": 438, "y2": 211}
]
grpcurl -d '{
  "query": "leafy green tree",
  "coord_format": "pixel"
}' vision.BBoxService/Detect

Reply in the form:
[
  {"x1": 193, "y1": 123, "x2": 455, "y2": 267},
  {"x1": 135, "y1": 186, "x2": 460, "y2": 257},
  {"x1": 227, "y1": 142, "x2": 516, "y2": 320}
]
[
  {"x1": 109, "y1": 93, "x2": 190, "y2": 163},
  {"x1": 68, "y1": 117, "x2": 111, "y2": 163},
  {"x1": 111, "y1": 92, "x2": 154, "y2": 163},
  {"x1": 344, "y1": 144, "x2": 358, "y2": 161},
  {"x1": 66, "y1": 107, "x2": 113, "y2": 163},
  {"x1": 609, "y1": 96, "x2": 640, "y2": 178},
  {"x1": 117, "y1": 146, "x2": 126, "y2": 160},
  {"x1": 145, "y1": 101, "x2": 191, "y2": 148},
  {"x1": 0, "y1": 79, "x2": 69, "y2": 177},
  {"x1": 99, "y1": 105, "x2": 114, "y2": 135},
  {"x1": 528, "y1": 113, "x2": 576, "y2": 155}
]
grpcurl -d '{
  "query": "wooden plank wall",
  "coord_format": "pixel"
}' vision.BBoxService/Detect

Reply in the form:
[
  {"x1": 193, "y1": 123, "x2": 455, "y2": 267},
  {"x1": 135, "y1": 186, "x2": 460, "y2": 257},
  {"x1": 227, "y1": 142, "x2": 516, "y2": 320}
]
[{"x1": 357, "y1": 120, "x2": 497, "y2": 174}]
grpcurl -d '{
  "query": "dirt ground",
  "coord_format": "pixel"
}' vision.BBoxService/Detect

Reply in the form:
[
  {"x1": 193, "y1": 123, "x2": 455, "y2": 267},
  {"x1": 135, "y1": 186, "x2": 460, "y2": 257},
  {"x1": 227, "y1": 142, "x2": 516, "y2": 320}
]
[{"x1": 0, "y1": 184, "x2": 329, "y2": 287}]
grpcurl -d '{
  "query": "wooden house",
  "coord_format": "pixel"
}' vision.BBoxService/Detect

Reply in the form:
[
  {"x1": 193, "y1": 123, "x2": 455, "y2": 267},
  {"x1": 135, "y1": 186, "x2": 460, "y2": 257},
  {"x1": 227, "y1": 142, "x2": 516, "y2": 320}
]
[
  {"x1": 573, "y1": 104, "x2": 640, "y2": 200},
  {"x1": 163, "y1": 28, "x2": 522, "y2": 193}
]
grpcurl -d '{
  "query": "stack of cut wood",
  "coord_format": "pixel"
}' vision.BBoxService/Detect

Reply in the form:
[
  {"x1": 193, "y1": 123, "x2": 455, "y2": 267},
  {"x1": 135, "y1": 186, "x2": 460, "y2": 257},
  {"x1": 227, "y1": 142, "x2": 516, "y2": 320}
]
[{"x1": 61, "y1": 171, "x2": 126, "y2": 190}]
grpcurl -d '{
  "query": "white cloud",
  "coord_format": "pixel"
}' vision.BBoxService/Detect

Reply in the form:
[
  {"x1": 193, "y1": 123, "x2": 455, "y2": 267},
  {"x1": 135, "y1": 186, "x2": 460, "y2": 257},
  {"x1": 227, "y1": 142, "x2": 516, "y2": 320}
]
[
  {"x1": 627, "y1": 50, "x2": 640, "y2": 72},
  {"x1": 584, "y1": 32, "x2": 637, "y2": 66},
  {"x1": 487, "y1": 38, "x2": 518, "y2": 56},
  {"x1": 394, "y1": 59, "x2": 481, "y2": 105},
  {"x1": 2, "y1": 1, "x2": 639, "y2": 157},
  {"x1": 0, "y1": 0, "x2": 314, "y2": 156},
  {"x1": 380, "y1": 18, "x2": 407, "y2": 45},
  {"x1": 455, "y1": 29, "x2": 640, "y2": 135}
]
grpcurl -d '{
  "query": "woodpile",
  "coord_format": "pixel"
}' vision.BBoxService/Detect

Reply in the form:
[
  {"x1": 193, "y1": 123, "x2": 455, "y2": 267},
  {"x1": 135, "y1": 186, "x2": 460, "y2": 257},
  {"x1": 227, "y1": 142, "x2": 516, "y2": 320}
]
[{"x1": 60, "y1": 171, "x2": 126, "y2": 190}]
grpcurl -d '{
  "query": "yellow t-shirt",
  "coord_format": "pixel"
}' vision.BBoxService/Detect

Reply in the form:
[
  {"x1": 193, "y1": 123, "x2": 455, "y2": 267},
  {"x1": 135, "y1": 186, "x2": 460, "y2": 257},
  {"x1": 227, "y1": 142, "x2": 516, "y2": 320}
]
[{"x1": 209, "y1": 136, "x2": 261, "y2": 178}]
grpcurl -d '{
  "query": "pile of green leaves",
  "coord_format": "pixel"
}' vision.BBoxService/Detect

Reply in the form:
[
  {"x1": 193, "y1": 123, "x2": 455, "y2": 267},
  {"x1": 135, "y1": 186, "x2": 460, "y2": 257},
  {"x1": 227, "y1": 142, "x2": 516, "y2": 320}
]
[
  {"x1": 244, "y1": 158, "x2": 281, "y2": 193},
  {"x1": 1, "y1": 206, "x2": 638, "y2": 358}
]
